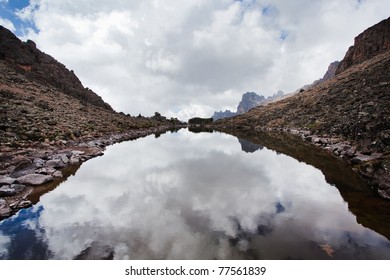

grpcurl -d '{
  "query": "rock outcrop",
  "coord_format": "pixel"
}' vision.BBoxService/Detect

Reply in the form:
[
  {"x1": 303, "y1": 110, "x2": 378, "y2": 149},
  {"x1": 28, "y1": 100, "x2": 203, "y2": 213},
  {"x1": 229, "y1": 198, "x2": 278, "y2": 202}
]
[
  {"x1": 236, "y1": 92, "x2": 266, "y2": 114},
  {"x1": 336, "y1": 16, "x2": 390, "y2": 74},
  {"x1": 319, "y1": 61, "x2": 340, "y2": 82},
  {"x1": 0, "y1": 25, "x2": 112, "y2": 111}
]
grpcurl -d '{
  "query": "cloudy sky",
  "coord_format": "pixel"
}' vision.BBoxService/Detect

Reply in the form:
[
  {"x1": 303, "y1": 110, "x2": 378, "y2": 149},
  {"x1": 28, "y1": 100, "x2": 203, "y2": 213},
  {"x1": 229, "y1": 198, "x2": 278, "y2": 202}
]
[{"x1": 1, "y1": 0, "x2": 389, "y2": 120}]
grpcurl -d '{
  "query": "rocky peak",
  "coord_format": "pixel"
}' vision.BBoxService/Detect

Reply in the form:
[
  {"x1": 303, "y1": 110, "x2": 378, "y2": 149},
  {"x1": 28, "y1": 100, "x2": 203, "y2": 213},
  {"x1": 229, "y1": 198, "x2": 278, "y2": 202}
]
[
  {"x1": 237, "y1": 92, "x2": 265, "y2": 114},
  {"x1": 212, "y1": 110, "x2": 236, "y2": 121},
  {"x1": 336, "y1": 16, "x2": 390, "y2": 74},
  {"x1": 321, "y1": 61, "x2": 340, "y2": 82},
  {"x1": 0, "y1": 25, "x2": 113, "y2": 111}
]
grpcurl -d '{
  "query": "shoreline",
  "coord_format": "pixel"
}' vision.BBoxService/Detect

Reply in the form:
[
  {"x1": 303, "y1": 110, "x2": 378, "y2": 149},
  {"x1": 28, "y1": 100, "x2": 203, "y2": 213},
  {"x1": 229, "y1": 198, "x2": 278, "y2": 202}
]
[
  {"x1": 212, "y1": 125, "x2": 390, "y2": 200},
  {"x1": 0, "y1": 125, "x2": 184, "y2": 220}
]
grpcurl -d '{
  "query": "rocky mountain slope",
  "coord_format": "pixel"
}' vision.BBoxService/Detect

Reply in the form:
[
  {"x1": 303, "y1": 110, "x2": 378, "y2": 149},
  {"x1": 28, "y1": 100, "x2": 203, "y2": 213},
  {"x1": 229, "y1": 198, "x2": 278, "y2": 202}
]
[
  {"x1": 214, "y1": 17, "x2": 390, "y2": 199},
  {"x1": 0, "y1": 26, "x2": 112, "y2": 110}
]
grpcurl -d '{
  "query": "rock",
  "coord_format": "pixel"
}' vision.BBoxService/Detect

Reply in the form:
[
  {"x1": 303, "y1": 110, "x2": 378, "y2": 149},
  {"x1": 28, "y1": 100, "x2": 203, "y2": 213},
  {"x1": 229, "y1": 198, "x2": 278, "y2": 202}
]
[
  {"x1": 33, "y1": 158, "x2": 45, "y2": 168},
  {"x1": 16, "y1": 174, "x2": 53, "y2": 185},
  {"x1": 0, "y1": 203, "x2": 12, "y2": 218},
  {"x1": 351, "y1": 153, "x2": 382, "y2": 164},
  {"x1": 313, "y1": 137, "x2": 321, "y2": 144},
  {"x1": 46, "y1": 159, "x2": 65, "y2": 168},
  {"x1": 0, "y1": 198, "x2": 6, "y2": 208},
  {"x1": 10, "y1": 159, "x2": 36, "y2": 178},
  {"x1": 36, "y1": 167, "x2": 57, "y2": 175},
  {"x1": 0, "y1": 176, "x2": 15, "y2": 186},
  {"x1": 69, "y1": 156, "x2": 80, "y2": 164},
  {"x1": 237, "y1": 92, "x2": 266, "y2": 115},
  {"x1": 0, "y1": 186, "x2": 17, "y2": 197},
  {"x1": 52, "y1": 171, "x2": 63, "y2": 178},
  {"x1": 379, "y1": 130, "x2": 390, "y2": 146},
  {"x1": 17, "y1": 200, "x2": 32, "y2": 209},
  {"x1": 61, "y1": 154, "x2": 69, "y2": 164},
  {"x1": 71, "y1": 150, "x2": 85, "y2": 156}
]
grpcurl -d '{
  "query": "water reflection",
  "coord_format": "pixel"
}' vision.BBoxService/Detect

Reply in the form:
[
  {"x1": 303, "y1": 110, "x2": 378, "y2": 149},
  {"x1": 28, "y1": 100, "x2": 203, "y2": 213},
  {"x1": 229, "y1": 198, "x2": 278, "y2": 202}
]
[{"x1": 1, "y1": 129, "x2": 390, "y2": 259}]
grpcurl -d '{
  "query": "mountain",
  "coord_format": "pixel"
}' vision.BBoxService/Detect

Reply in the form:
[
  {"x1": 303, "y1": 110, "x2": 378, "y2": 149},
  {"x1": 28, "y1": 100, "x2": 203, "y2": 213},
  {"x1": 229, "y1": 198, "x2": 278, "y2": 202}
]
[
  {"x1": 0, "y1": 26, "x2": 112, "y2": 111},
  {"x1": 336, "y1": 16, "x2": 390, "y2": 74},
  {"x1": 212, "y1": 110, "x2": 236, "y2": 121},
  {"x1": 212, "y1": 90, "x2": 285, "y2": 120},
  {"x1": 213, "y1": 17, "x2": 390, "y2": 199},
  {"x1": 0, "y1": 26, "x2": 180, "y2": 145},
  {"x1": 236, "y1": 92, "x2": 266, "y2": 114},
  {"x1": 314, "y1": 61, "x2": 340, "y2": 84}
]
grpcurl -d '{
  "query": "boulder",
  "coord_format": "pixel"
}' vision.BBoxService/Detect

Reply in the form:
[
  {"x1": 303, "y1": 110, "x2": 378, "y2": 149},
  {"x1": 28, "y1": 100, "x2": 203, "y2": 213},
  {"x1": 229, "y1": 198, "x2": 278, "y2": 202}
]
[
  {"x1": 10, "y1": 159, "x2": 36, "y2": 178},
  {"x1": 46, "y1": 159, "x2": 65, "y2": 168},
  {"x1": 52, "y1": 171, "x2": 63, "y2": 178},
  {"x1": 16, "y1": 174, "x2": 53, "y2": 185},
  {"x1": 33, "y1": 158, "x2": 45, "y2": 168},
  {"x1": 0, "y1": 186, "x2": 17, "y2": 197},
  {"x1": 0, "y1": 176, "x2": 15, "y2": 186}
]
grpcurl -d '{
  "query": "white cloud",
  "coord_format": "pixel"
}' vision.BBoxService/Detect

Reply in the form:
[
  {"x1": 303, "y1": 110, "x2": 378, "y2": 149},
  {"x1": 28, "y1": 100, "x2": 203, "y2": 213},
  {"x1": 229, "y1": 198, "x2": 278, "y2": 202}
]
[
  {"x1": 13, "y1": 0, "x2": 390, "y2": 120},
  {"x1": 0, "y1": 17, "x2": 15, "y2": 32}
]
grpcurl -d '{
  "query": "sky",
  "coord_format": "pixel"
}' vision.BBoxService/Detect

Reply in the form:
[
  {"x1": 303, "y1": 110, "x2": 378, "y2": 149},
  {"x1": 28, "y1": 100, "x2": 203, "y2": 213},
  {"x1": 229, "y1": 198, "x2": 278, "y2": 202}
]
[{"x1": 0, "y1": 0, "x2": 389, "y2": 120}]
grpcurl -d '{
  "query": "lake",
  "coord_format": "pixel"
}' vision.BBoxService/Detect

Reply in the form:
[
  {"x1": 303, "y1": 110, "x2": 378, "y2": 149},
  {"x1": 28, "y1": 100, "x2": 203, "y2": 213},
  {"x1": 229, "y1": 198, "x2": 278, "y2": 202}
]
[{"x1": 1, "y1": 128, "x2": 390, "y2": 259}]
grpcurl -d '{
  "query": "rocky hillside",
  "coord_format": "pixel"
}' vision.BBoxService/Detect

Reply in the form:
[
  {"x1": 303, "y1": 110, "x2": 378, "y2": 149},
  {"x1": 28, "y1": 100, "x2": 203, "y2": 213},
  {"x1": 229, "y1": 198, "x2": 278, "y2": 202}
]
[
  {"x1": 0, "y1": 26, "x2": 184, "y2": 146},
  {"x1": 0, "y1": 26, "x2": 112, "y2": 111},
  {"x1": 214, "y1": 17, "x2": 390, "y2": 199},
  {"x1": 0, "y1": 27, "x2": 184, "y2": 219}
]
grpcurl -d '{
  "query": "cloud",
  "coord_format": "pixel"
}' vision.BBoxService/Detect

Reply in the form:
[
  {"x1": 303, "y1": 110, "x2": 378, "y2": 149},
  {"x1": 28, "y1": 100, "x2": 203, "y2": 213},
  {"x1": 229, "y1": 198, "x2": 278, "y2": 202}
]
[
  {"x1": 9, "y1": 0, "x2": 390, "y2": 119},
  {"x1": 0, "y1": 17, "x2": 15, "y2": 32}
]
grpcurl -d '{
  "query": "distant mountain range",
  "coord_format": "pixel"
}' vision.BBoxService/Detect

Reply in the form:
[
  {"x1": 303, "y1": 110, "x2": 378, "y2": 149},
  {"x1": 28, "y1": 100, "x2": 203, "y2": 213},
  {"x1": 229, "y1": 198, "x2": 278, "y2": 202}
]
[
  {"x1": 212, "y1": 57, "x2": 340, "y2": 121},
  {"x1": 212, "y1": 90, "x2": 285, "y2": 120}
]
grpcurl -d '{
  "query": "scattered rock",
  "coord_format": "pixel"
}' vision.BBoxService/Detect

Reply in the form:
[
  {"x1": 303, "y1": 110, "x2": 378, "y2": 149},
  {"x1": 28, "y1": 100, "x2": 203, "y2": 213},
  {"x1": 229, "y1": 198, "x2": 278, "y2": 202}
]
[
  {"x1": 36, "y1": 166, "x2": 57, "y2": 175},
  {"x1": 0, "y1": 176, "x2": 15, "y2": 186},
  {"x1": 33, "y1": 158, "x2": 45, "y2": 168},
  {"x1": 46, "y1": 159, "x2": 65, "y2": 168},
  {"x1": 16, "y1": 173, "x2": 53, "y2": 185},
  {"x1": 17, "y1": 200, "x2": 32, "y2": 209},
  {"x1": 10, "y1": 159, "x2": 36, "y2": 178},
  {"x1": 0, "y1": 186, "x2": 17, "y2": 197},
  {"x1": 52, "y1": 171, "x2": 63, "y2": 178}
]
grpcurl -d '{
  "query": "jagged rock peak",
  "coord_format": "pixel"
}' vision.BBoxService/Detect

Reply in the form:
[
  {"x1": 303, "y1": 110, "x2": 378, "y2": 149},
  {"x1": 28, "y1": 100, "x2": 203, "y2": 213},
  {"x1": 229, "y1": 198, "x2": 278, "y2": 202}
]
[
  {"x1": 336, "y1": 16, "x2": 390, "y2": 74},
  {"x1": 236, "y1": 92, "x2": 265, "y2": 114},
  {"x1": 321, "y1": 61, "x2": 340, "y2": 82},
  {"x1": 212, "y1": 110, "x2": 236, "y2": 121},
  {"x1": 0, "y1": 25, "x2": 113, "y2": 111}
]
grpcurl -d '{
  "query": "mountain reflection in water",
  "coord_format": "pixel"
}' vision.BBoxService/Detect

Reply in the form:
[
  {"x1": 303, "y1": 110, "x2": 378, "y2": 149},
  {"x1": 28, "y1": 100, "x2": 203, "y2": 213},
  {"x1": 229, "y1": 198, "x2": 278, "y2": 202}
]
[{"x1": 1, "y1": 129, "x2": 390, "y2": 260}]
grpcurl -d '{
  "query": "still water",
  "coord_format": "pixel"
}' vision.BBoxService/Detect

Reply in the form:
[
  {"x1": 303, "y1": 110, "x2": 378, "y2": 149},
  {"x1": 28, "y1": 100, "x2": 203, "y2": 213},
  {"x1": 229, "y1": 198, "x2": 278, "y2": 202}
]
[{"x1": 1, "y1": 129, "x2": 390, "y2": 259}]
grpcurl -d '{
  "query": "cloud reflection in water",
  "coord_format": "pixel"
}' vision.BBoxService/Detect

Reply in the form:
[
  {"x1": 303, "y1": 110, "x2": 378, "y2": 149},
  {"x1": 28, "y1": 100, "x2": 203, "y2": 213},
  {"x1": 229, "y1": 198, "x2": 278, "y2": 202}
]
[{"x1": 1, "y1": 129, "x2": 390, "y2": 259}]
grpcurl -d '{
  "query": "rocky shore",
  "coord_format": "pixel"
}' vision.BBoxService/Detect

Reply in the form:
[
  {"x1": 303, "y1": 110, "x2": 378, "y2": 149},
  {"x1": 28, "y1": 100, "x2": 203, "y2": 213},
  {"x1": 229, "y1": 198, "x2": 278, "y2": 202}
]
[
  {"x1": 215, "y1": 125, "x2": 390, "y2": 200},
  {"x1": 0, "y1": 125, "x2": 183, "y2": 220}
]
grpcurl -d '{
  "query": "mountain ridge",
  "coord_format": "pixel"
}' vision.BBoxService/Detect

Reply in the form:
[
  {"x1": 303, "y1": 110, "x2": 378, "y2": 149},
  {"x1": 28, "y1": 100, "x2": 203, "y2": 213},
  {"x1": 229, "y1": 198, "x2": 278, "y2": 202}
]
[{"x1": 0, "y1": 26, "x2": 113, "y2": 111}]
